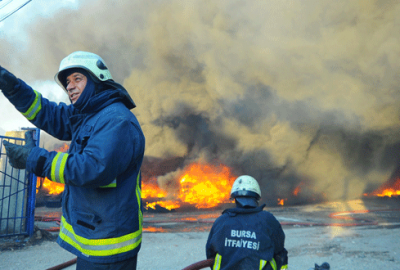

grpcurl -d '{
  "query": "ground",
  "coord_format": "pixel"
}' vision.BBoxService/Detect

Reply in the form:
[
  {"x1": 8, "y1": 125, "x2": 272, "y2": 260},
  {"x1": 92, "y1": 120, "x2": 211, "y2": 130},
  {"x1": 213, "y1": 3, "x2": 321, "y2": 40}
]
[{"x1": 0, "y1": 198, "x2": 399, "y2": 270}]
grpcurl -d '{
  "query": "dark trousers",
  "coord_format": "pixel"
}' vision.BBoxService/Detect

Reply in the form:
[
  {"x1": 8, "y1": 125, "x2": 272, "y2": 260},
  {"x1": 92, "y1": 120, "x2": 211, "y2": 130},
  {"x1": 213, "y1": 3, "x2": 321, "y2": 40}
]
[{"x1": 76, "y1": 255, "x2": 138, "y2": 270}]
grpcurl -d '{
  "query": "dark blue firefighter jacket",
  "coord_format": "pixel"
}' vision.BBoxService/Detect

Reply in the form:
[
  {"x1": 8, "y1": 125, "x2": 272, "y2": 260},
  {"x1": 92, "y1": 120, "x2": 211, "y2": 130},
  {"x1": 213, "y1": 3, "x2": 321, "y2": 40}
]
[
  {"x1": 4, "y1": 79, "x2": 145, "y2": 263},
  {"x1": 206, "y1": 204, "x2": 288, "y2": 270}
]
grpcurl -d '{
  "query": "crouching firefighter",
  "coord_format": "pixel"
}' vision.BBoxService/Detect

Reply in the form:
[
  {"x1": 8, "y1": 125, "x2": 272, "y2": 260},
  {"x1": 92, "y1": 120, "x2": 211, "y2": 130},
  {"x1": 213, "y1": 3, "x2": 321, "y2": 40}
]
[
  {"x1": 0, "y1": 51, "x2": 145, "y2": 270},
  {"x1": 206, "y1": 175, "x2": 288, "y2": 270}
]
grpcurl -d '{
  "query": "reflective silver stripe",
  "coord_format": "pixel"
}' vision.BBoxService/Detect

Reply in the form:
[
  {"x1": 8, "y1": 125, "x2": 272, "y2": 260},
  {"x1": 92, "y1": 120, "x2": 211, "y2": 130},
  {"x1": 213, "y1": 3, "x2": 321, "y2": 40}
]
[
  {"x1": 53, "y1": 153, "x2": 68, "y2": 183},
  {"x1": 25, "y1": 98, "x2": 41, "y2": 119},
  {"x1": 99, "y1": 178, "x2": 117, "y2": 188},
  {"x1": 213, "y1": 254, "x2": 222, "y2": 270},
  {"x1": 22, "y1": 90, "x2": 42, "y2": 120},
  {"x1": 136, "y1": 172, "x2": 142, "y2": 226},
  {"x1": 59, "y1": 223, "x2": 142, "y2": 251},
  {"x1": 109, "y1": 178, "x2": 117, "y2": 185},
  {"x1": 270, "y1": 258, "x2": 277, "y2": 270},
  {"x1": 260, "y1": 260, "x2": 267, "y2": 270}
]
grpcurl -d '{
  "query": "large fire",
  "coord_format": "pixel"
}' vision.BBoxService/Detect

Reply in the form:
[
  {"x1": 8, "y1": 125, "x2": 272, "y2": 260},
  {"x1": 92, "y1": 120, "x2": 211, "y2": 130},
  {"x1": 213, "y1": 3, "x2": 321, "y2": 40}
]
[
  {"x1": 143, "y1": 163, "x2": 237, "y2": 210},
  {"x1": 364, "y1": 178, "x2": 400, "y2": 198},
  {"x1": 178, "y1": 163, "x2": 236, "y2": 208}
]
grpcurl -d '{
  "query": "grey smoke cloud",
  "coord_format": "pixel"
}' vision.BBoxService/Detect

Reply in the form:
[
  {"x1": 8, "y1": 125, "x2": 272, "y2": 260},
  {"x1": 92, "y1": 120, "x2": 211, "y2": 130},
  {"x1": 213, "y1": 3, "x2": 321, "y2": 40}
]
[{"x1": 1, "y1": 0, "x2": 400, "y2": 203}]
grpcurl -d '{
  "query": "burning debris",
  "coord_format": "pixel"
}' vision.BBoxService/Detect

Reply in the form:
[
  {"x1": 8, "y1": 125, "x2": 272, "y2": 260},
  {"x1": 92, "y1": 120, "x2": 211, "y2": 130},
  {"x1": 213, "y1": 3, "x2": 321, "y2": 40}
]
[
  {"x1": 32, "y1": 120, "x2": 400, "y2": 209},
  {"x1": 364, "y1": 178, "x2": 400, "y2": 199},
  {"x1": 36, "y1": 145, "x2": 400, "y2": 210},
  {"x1": 143, "y1": 161, "x2": 237, "y2": 211}
]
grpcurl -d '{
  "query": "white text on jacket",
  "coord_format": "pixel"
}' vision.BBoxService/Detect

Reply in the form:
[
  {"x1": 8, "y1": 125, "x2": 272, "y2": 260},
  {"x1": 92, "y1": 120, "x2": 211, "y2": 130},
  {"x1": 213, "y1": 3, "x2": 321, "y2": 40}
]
[{"x1": 224, "y1": 230, "x2": 260, "y2": 250}]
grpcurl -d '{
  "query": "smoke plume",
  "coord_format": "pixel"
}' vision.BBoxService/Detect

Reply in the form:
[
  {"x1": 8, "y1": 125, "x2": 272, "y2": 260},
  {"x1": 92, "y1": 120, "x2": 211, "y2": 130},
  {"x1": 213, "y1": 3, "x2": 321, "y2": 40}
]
[{"x1": 1, "y1": 0, "x2": 400, "y2": 203}]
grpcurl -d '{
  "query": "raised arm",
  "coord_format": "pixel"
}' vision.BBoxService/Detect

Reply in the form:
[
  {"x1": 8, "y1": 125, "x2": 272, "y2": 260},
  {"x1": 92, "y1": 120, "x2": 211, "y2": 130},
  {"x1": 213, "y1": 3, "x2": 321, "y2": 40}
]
[{"x1": 0, "y1": 65, "x2": 74, "y2": 140}]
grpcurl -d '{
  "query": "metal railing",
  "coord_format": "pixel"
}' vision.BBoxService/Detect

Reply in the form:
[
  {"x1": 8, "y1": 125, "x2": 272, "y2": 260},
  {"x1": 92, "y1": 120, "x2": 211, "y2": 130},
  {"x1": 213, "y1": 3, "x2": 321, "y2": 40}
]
[{"x1": 0, "y1": 128, "x2": 40, "y2": 237}]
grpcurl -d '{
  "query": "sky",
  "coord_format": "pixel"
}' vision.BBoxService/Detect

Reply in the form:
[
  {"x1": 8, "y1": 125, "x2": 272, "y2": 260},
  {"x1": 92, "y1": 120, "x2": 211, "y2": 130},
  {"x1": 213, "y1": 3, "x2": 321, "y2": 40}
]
[
  {"x1": 1, "y1": 0, "x2": 400, "y2": 203},
  {"x1": 0, "y1": 0, "x2": 77, "y2": 132}
]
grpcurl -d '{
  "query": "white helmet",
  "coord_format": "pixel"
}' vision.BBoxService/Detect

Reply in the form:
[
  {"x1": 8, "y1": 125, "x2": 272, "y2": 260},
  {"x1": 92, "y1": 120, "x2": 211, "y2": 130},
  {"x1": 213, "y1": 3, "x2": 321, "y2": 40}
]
[
  {"x1": 54, "y1": 51, "x2": 113, "y2": 92},
  {"x1": 230, "y1": 175, "x2": 261, "y2": 200}
]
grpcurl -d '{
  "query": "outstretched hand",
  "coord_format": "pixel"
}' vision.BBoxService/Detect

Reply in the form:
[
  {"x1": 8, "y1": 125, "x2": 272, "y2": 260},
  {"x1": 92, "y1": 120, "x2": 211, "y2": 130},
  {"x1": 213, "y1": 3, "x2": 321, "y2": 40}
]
[
  {"x1": 3, "y1": 131, "x2": 36, "y2": 169},
  {"x1": 0, "y1": 65, "x2": 19, "y2": 95}
]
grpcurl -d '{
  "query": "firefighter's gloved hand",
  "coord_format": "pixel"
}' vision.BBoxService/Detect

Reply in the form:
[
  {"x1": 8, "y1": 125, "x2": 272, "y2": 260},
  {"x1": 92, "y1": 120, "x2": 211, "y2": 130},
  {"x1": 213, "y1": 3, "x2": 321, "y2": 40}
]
[
  {"x1": 3, "y1": 131, "x2": 36, "y2": 169},
  {"x1": 0, "y1": 66, "x2": 19, "y2": 95}
]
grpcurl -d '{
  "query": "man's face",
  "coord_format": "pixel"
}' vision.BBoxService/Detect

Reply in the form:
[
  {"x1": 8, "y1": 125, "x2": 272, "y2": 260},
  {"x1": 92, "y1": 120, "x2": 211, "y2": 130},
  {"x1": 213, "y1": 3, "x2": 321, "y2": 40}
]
[{"x1": 66, "y1": 72, "x2": 87, "y2": 104}]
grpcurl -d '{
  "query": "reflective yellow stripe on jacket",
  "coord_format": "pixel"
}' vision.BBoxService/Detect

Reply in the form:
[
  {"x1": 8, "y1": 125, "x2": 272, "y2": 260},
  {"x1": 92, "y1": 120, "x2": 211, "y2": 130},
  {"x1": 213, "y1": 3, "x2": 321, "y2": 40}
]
[
  {"x1": 51, "y1": 152, "x2": 68, "y2": 184},
  {"x1": 59, "y1": 172, "x2": 143, "y2": 257},
  {"x1": 270, "y1": 258, "x2": 277, "y2": 270},
  {"x1": 22, "y1": 90, "x2": 42, "y2": 121},
  {"x1": 213, "y1": 254, "x2": 222, "y2": 270},
  {"x1": 214, "y1": 255, "x2": 277, "y2": 270},
  {"x1": 59, "y1": 216, "x2": 142, "y2": 257},
  {"x1": 100, "y1": 178, "x2": 117, "y2": 188},
  {"x1": 136, "y1": 171, "x2": 143, "y2": 226},
  {"x1": 260, "y1": 260, "x2": 267, "y2": 270},
  {"x1": 263, "y1": 258, "x2": 277, "y2": 270}
]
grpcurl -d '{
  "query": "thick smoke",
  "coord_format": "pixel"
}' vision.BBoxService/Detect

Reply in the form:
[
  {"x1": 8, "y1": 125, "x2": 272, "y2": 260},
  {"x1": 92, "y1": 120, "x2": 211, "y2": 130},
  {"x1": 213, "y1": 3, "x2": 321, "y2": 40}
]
[{"x1": 1, "y1": 0, "x2": 400, "y2": 203}]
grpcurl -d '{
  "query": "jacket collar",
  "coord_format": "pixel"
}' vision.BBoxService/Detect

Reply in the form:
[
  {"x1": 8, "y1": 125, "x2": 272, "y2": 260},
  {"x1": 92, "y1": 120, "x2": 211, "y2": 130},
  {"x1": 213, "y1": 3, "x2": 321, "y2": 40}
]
[{"x1": 222, "y1": 204, "x2": 266, "y2": 217}]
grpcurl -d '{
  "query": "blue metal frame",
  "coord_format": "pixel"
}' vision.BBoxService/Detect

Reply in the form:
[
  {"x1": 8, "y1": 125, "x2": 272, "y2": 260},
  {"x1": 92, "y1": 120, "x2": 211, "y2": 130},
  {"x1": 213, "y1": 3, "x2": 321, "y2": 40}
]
[{"x1": 0, "y1": 128, "x2": 40, "y2": 237}]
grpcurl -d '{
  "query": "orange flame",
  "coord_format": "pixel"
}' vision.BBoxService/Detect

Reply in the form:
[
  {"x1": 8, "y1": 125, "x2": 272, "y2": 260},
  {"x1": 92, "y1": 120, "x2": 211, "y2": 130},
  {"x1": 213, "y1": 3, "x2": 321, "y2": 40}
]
[
  {"x1": 276, "y1": 182, "x2": 302, "y2": 206},
  {"x1": 367, "y1": 178, "x2": 400, "y2": 198},
  {"x1": 178, "y1": 163, "x2": 237, "y2": 208},
  {"x1": 145, "y1": 200, "x2": 181, "y2": 211},
  {"x1": 142, "y1": 179, "x2": 167, "y2": 199},
  {"x1": 293, "y1": 182, "x2": 304, "y2": 196},
  {"x1": 40, "y1": 179, "x2": 65, "y2": 195},
  {"x1": 55, "y1": 143, "x2": 69, "y2": 153},
  {"x1": 277, "y1": 198, "x2": 287, "y2": 206},
  {"x1": 143, "y1": 227, "x2": 167, "y2": 233},
  {"x1": 142, "y1": 162, "x2": 237, "y2": 210}
]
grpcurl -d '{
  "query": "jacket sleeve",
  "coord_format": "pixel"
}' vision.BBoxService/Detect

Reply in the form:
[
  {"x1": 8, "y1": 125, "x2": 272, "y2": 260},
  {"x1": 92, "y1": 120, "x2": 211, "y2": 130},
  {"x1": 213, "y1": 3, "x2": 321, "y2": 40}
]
[
  {"x1": 4, "y1": 79, "x2": 74, "y2": 140},
  {"x1": 206, "y1": 221, "x2": 219, "y2": 270},
  {"x1": 27, "y1": 114, "x2": 145, "y2": 187},
  {"x1": 206, "y1": 224, "x2": 217, "y2": 259},
  {"x1": 268, "y1": 214, "x2": 288, "y2": 270},
  {"x1": 275, "y1": 248, "x2": 288, "y2": 269}
]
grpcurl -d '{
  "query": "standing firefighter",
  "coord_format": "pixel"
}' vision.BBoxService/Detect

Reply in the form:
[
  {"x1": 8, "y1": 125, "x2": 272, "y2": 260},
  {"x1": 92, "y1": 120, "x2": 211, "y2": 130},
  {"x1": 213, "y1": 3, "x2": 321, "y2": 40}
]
[
  {"x1": 0, "y1": 51, "x2": 145, "y2": 270},
  {"x1": 206, "y1": 175, "x2": 288, "y2": 270}
]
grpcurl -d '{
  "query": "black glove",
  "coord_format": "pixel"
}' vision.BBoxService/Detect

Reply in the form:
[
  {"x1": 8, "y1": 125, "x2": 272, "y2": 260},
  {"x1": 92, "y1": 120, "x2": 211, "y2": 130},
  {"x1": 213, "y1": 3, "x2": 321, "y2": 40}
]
[
  {"x1": 0, "y1": 66, "x2": 19, "y2": 95},
  {"x1": 3, "y1": 131, "x2": 36, "y2": 169}
]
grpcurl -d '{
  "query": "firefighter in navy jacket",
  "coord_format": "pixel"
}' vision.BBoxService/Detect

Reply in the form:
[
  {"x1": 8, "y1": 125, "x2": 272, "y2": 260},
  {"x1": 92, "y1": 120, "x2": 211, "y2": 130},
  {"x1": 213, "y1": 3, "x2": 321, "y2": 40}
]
[
  {"x1": 0, "y1": 51, "x2": 145, "y2": 269},
  {"x1": 206, "y1": 175, "x2": 288, "y2": 270}
]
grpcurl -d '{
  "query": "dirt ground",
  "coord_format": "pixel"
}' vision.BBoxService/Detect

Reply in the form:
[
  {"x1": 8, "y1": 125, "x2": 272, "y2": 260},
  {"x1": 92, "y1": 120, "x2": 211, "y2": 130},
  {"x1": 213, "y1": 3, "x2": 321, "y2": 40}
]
[{"x1": 0, "y1": 198, "x2": 399, "y2": 270}]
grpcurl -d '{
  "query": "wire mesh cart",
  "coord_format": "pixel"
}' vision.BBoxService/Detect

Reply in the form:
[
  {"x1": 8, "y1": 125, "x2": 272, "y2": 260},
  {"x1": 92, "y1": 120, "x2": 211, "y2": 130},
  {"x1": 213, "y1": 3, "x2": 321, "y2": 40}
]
[{"x1": 0, "y1": 128, "x2": 40, "y2": 237}]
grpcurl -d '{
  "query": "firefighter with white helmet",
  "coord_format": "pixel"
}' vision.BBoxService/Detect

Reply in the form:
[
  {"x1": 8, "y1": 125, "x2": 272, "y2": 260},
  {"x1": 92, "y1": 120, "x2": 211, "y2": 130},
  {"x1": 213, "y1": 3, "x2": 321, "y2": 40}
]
[
  {"x1": 230, "y1": 175, "x2": 262, "y2": 207},
  {"x1": 206, "y1": 175, "x2": 288, "y2": 270},
  {"x1": 55, "y1": 51, "x2": 113, "y2": 90},
  {"x1": 0, "y1": 51, "x2": 145, "y2": 269}
]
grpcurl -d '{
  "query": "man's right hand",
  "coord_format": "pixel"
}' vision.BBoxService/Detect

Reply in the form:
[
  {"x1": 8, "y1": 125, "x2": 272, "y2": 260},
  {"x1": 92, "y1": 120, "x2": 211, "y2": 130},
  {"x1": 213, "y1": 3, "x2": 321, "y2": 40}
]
[
  {"x1": 0, "y1": 66, "x2": 19, "y2": 95},
  {"x1": 3, "y1": 130, "x2": 36, "y2": 169}
]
